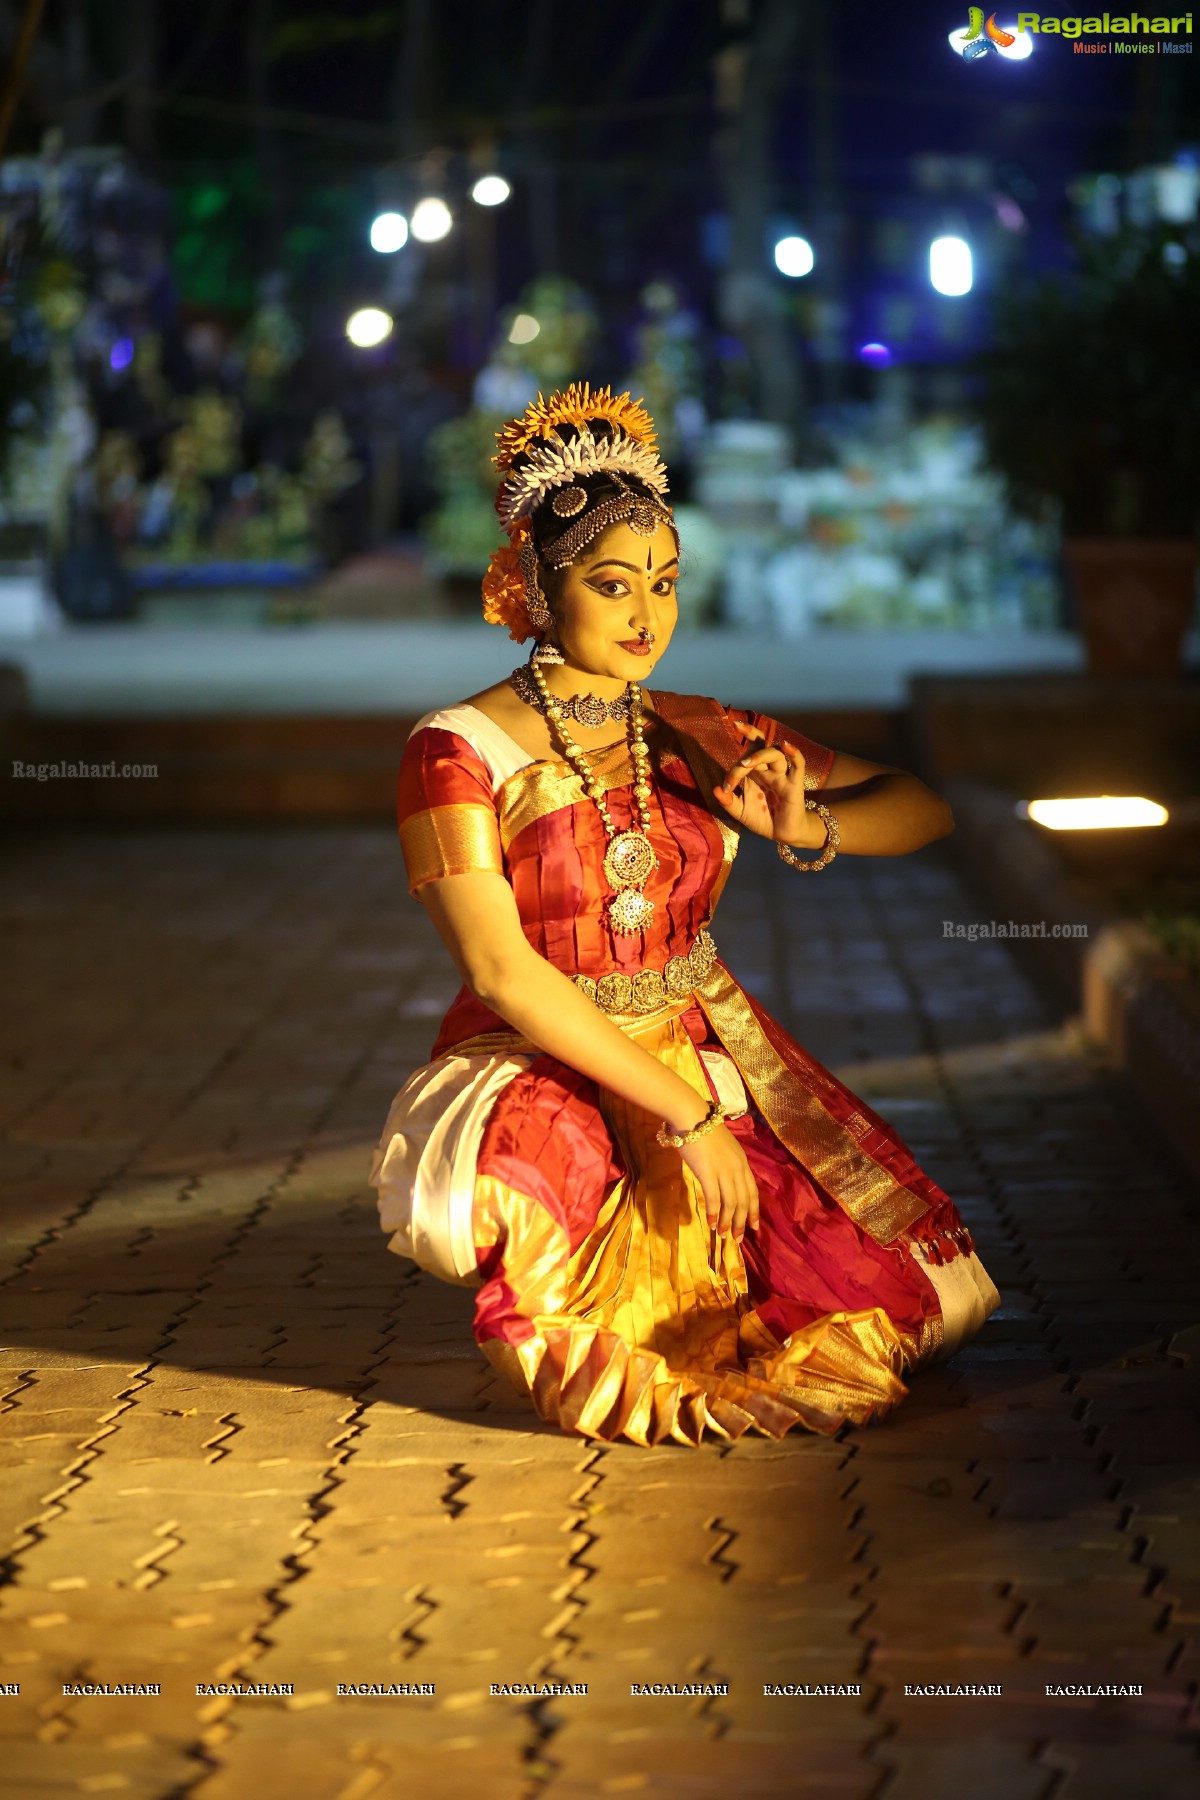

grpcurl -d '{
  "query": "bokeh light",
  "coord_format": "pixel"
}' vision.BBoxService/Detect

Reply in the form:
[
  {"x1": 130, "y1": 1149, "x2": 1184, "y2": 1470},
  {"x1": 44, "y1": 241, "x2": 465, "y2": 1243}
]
[
  {"x1": 369, "y1": 212, "x2": 408, "y2": 253},
  {"x1": 930, "y1": 235, "x2": 973, "y2": 296},
  {"x1": 346, "y1": 307, "x2": 393, "y2": 348},
  {"x1": 773, "y1": 235, "x2": 814, "y2": 278},
  {"x1": 471, "y1": 175, "x2": 511, "y2": 207},
  {"x1": 410, "y1": 197, "x2": 453, "y2": 242},
  {"x1": 508, "y1": 313, "x2": 540, "y2": 345}
]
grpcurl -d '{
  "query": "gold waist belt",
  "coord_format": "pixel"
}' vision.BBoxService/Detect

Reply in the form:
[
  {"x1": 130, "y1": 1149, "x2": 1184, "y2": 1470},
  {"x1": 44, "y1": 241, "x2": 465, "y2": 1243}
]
[{"x1": 572, "y1": 928, "x2": 717, "y2": 1017}]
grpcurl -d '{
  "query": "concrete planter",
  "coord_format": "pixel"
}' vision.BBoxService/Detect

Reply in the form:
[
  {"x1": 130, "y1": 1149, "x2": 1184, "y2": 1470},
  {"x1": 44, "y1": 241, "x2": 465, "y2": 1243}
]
[
  {"x1": 1063, "y1": 537, "x2": 1197, "y2": 676},
  {"x1": 946, "y1": 775, "x2": 1200, "y2": 1183}
]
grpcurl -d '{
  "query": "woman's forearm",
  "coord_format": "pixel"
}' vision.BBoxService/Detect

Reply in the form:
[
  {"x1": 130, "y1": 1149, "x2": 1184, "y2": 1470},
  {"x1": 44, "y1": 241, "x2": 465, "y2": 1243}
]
[
  {"x1": 788, "y1": 772, "x2": 954, "y2": 856},
  {"x1": 473, "y1": 946, "x2": 712, "y2": 1134}
]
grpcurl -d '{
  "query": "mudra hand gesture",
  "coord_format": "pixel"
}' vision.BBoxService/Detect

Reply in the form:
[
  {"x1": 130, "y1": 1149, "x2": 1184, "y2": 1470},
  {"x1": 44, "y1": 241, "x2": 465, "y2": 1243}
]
[{"x1": 712, "y1": 720, "x2": 816, "y2": 845}]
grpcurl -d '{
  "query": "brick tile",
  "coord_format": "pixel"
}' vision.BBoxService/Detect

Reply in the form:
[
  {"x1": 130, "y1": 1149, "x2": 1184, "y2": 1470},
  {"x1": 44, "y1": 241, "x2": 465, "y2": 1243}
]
[
  {"x1": 3, "y1": 828, "x2": 1200, "y2": 1789},
  {"x1": 871, "y1": 1738, "x2": 1051, "y2": 1800}
]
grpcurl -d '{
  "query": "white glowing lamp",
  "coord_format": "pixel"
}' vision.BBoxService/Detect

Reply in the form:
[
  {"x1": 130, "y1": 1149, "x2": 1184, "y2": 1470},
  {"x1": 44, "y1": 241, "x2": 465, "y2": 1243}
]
[
  {"x1": 346, "y1": 307, "x2": 393, "y2": 348},
  {"x1": 774, "y1": 235, "x2": 815, "y2": 278},
  {"x1": 369, "y1": 212, "x2": 408, "y2": 253},
  {"x1": 472, "y1": 174, "x2": 511, "y2": 207},
  {"x1": 411, "y1": 197, "x2": 453, "y2": 242},
  {"x1": 1018, "y1": 796, "x2": 1169, "y2": 831},
  {"x1": 930, "y1": 235, "x2": 973, "y2": 296}
]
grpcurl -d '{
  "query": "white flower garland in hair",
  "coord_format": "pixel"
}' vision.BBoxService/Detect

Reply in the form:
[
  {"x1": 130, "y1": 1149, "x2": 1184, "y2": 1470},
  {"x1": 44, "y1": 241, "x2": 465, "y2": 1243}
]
[{"x1": 497, "y1": 424, "x2": 669, "y2": 530}]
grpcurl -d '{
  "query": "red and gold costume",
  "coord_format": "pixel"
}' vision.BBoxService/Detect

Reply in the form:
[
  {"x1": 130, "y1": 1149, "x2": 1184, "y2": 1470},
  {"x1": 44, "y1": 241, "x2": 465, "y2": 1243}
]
[{"x1": 369, "y1": 689, "x2": 999, "y2": 1445}]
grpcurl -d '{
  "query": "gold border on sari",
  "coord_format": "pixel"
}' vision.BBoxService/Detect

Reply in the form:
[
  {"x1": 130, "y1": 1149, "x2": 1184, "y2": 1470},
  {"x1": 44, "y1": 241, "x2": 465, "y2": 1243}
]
[
  {"x1": 692, "y1": 960, "x2": 931, "y2": 1245},
  {"x1": 498, "y1": 741, "x2": 638, "y2": 851}
]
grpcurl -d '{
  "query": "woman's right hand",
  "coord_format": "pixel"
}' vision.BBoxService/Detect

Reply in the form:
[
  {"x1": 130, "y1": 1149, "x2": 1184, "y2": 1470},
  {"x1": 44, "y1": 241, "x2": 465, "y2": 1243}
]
[{"x1": 677, "y1": 1124, "x2": 760, "y2": 1243}]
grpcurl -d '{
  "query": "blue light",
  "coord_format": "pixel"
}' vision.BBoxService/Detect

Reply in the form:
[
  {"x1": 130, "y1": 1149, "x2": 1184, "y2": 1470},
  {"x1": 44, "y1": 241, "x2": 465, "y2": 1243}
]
[
  {"x1": 110, "y1": 337, "x2": 134, "y2": 371},
  {"x1": 859, "y1": 341, "x2": 892, "y2": 368}
]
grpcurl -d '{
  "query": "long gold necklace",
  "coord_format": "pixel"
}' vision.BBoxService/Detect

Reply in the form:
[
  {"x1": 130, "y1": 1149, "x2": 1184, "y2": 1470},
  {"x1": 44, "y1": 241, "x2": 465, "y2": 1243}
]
[{"x1": 527, "y1": 660, "x2": 657, "y2": 935}]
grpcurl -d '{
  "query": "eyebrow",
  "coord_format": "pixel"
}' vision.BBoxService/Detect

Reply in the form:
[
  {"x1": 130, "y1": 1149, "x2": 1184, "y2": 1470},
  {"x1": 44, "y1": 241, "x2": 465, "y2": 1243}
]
[{"x1": 586, "y1": 556, "x2": 681, "y2": 574}]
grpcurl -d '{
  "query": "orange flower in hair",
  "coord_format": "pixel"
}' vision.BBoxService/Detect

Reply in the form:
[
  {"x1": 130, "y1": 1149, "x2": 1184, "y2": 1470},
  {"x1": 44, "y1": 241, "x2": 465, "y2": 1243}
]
[
  {"x1": 481, "y1": 517, "x2": 535, "y2": 642},
  {"x1": 493, "y1": 382, "x2": 659, "y2": 470}
]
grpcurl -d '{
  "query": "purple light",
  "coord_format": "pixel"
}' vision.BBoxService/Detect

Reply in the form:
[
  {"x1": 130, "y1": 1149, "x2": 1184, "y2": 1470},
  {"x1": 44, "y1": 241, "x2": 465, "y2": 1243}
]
[
  {"x1": 992, "y1": 193, "x2": 1027, "y2": 232},
  {"x1": 110, "y1": 338, "x2": 134, "y2": 371},
  {"x1": 858, "y1": 341, "x2": 892, "y2": 368}
]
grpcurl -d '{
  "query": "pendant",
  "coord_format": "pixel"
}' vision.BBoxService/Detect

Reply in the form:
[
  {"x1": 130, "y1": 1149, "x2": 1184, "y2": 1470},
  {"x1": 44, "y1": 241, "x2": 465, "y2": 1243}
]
[
  {"x1": 574, "y1": 693, "x2": 613, "y2": 730},
  {"x1": 607, "y1": 887, "x2": 655, "y2": 935},
  {"x1": 603, "y1": 829, "x2": 658, "y2": 890}
]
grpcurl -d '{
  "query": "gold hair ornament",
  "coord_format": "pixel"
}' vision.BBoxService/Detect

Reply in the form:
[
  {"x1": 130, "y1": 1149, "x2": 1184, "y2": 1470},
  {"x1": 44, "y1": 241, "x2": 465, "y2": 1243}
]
[{"x1": 493, "y1": 383, "x2": 669, "y2": 533}]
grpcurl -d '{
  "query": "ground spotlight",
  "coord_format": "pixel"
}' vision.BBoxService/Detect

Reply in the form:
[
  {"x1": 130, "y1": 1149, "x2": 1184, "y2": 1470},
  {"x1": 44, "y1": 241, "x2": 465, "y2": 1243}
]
[{"x1": 1017, "y1": 796, "x2": 1169, "y2": 831}]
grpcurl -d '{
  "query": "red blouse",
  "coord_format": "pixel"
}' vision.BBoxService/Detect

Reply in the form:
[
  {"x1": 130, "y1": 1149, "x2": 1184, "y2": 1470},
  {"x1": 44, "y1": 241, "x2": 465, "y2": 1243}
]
[{"x1": 396, "y1": 695, "x2": 834, "y2": 1055}]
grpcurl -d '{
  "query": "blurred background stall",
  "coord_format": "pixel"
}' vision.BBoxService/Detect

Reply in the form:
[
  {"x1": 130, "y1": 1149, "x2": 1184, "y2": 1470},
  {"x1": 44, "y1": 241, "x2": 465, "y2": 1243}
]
[
  {"x1": 0, "y1": 0, "x2": 1197, "y2": 1007},
  {"x1": 2, "y1": 13, "x2": 1200, "y2": 1786}
]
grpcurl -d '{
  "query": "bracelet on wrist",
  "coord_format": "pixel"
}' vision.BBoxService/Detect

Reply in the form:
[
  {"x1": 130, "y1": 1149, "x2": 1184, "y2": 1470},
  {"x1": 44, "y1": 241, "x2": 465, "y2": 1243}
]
[
  {"x1": 777, "y1": 798, "x2": 840, "y2": 872},
  {"x1": 656, "y1": 1097, "x2": 728, "y2": 1149}
]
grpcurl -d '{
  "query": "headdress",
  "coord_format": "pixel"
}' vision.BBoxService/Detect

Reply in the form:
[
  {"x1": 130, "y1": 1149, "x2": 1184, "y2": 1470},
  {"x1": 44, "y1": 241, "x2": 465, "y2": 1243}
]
[{"x1": 481, "y1": 382, "x2": 675, "y2": 642}]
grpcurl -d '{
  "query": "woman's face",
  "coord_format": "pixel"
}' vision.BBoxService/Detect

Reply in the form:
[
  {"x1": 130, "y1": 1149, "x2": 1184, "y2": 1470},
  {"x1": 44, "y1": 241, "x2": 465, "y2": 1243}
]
[{"x1": 548, "y1": 518, "x2": 680, "y2": 685}]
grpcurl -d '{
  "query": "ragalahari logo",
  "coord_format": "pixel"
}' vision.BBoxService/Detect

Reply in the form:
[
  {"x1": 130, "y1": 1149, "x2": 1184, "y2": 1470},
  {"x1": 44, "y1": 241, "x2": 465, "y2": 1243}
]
[{"x1": 949, "y1": 9, "x2": 1035, "y2": 56}]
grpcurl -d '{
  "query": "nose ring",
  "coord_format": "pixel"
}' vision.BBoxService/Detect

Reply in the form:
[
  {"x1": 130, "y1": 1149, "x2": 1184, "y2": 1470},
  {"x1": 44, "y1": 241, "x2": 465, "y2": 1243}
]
[{"x1": 638, "y1": 628, "x2": 656, "y2": 645}]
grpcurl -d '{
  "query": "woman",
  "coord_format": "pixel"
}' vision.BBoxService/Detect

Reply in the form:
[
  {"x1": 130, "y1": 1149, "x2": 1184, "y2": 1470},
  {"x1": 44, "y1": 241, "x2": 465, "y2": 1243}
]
[{"x1": 370, "y1": 384, "x2": 999, "y2": 1447}]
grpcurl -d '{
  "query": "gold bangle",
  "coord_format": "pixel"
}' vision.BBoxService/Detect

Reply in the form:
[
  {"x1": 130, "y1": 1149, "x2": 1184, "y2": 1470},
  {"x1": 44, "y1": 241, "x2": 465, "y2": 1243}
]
[
  {"x1": 777, "y1": 798, "x2": 839, "y2": 872},
  {"x1": 656, "y1": 1098, "x2": 728, "y2": 1150}
]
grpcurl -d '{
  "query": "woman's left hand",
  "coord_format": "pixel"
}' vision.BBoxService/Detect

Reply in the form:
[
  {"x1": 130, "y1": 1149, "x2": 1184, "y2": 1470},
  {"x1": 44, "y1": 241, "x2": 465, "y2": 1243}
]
[{"x1": 712, "y1": 721, "x2": 822, "y2": 845}]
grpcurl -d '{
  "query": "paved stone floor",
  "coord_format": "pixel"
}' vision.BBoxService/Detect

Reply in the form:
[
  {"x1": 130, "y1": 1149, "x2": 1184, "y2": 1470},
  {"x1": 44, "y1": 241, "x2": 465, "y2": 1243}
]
[{"x1": 1, "y1": 824, "x2": 1198, "y2": 1800}]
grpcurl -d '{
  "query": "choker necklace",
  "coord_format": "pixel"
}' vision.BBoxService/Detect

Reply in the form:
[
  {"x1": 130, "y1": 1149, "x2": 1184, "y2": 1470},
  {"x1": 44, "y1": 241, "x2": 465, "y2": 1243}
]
[
  {"x1": 511, "y1": 663, "x2": 630, "y2": 727},
  {"x1": 524, "y1": 659, "x2": 657, "y2": 935}
]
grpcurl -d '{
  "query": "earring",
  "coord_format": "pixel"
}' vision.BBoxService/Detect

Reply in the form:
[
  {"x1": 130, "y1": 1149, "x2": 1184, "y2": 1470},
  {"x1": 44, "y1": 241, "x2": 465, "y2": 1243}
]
[{"x1": 531, "y1": 638, "x2": 565, "y2": 666}]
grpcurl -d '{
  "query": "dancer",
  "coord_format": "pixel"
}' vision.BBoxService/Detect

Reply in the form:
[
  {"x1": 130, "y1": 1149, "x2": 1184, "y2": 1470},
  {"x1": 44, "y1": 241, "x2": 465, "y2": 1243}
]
[{"x1": 370, "y1": 384, "x2": 999, "y2": 1445}]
